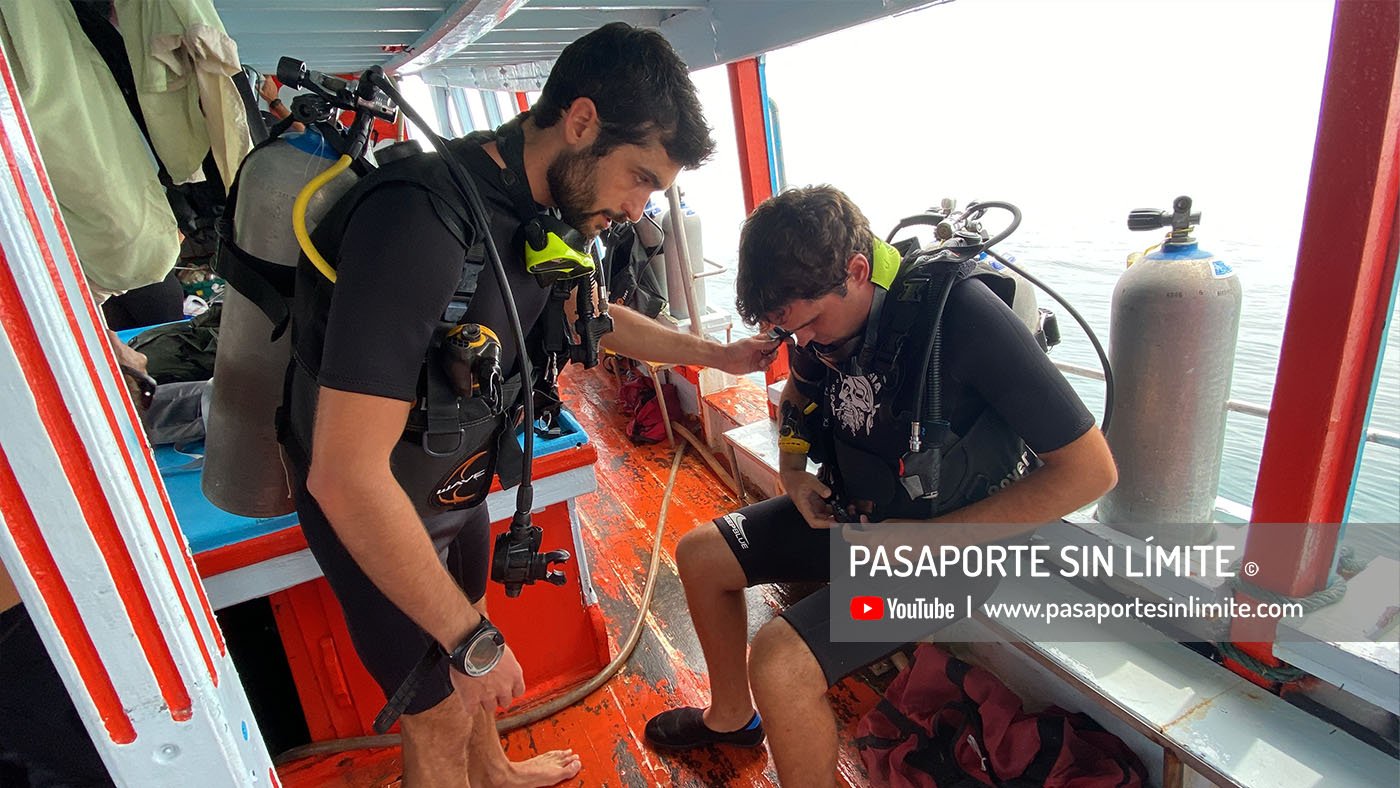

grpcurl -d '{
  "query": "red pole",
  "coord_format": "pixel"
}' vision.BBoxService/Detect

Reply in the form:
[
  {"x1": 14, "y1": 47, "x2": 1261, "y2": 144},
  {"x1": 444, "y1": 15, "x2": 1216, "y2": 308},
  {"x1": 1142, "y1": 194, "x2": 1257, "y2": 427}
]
[
  {"x1": 1231, "y1": 0, "x2": 1399, "y2": 650},
  {"x1": 728, "y1": 57, "x2": 789, "y2": 398},
  {"x1": 514, "y1": 91, "x2": 530, "y2": 113}
]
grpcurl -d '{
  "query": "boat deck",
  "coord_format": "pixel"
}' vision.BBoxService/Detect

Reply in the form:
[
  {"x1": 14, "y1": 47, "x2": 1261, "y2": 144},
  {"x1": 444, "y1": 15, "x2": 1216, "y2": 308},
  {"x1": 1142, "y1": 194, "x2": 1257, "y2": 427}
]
[{"x1": 279, "y1": 365, "x2": 889, "y2": 786}]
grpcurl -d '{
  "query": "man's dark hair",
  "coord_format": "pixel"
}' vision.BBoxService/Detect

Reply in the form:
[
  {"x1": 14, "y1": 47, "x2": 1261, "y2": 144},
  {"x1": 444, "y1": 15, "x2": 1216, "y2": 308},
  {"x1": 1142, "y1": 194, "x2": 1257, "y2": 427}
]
[
  {"x1": 533, "y1": 22, "x2": 715, "y2": 168},
  {"x1": 735, "y1": 185, "x2": 874, "y2": 325}
]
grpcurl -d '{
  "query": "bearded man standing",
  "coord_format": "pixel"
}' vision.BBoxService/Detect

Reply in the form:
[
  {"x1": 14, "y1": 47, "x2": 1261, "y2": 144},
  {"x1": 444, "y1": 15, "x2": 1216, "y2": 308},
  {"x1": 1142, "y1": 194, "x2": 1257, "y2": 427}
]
[{"x1": 283, "y1": 23, "x2": 776, "y2": 787}]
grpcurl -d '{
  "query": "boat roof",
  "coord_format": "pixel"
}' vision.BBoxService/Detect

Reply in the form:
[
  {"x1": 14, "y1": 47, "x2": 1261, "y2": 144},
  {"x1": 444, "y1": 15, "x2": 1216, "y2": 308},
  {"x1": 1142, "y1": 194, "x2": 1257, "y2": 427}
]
[{"x1": 217, "y1": 0, "x2": 951, "y2": 90}]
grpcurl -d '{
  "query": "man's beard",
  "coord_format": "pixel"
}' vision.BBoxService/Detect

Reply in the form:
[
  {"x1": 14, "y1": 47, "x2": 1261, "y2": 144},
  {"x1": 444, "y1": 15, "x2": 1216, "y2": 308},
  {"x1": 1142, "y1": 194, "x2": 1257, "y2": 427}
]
[{"x1": 546, "y1": 145, "x2": 605, "y2": 239}]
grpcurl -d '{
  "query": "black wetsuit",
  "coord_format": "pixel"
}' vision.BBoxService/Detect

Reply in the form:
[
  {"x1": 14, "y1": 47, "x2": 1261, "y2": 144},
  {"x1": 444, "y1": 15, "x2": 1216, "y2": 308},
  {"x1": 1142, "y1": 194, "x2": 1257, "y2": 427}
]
[
  {"x1": 285, "y1": 135, "x2": 552, "y2": 715},
  {"x1": 716, "y1": 277, "x2": 1094, "y2": 685}
]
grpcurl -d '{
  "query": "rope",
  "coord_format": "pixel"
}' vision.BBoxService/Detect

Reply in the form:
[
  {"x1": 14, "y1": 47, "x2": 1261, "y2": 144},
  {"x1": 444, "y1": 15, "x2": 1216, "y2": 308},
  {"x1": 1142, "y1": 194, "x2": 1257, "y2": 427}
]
[
  {"x1": 1228, "y1": 573, "x2": 1348, "y2": 612},
  {"x1": 1213, "y1": 546, "x2": 1369, "y2": 684},
  {"x1": 1214, "y1": 642, "x2": 1309, "y2": 683},
  {"x1": 1336, "y1": 545, "x2": 1369, "y2": 577},
  {"x1": 1225, "y1": 545, "x2": 1365, "y2": 613}
]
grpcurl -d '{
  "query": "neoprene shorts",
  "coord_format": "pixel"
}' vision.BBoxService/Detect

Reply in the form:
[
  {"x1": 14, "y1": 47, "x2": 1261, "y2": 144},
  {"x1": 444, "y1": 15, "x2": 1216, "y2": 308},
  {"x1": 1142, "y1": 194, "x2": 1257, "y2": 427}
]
[
  {"x1": 714, "y1": 495, "x2": 1004, "y2": 687},
  {"x1": 295, "y1": 482, "x2": 491, "y2": 716}
]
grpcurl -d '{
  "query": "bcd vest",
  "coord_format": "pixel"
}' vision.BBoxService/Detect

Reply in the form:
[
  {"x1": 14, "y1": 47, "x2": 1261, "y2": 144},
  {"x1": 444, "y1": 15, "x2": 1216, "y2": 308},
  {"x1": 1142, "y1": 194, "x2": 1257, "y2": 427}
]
[
  {"x1": 810, "y1": 254, "x2": 1037, "y2": 521},
  {"x1": 281, "y1": 133, "x2": 540, "y2": 517}
]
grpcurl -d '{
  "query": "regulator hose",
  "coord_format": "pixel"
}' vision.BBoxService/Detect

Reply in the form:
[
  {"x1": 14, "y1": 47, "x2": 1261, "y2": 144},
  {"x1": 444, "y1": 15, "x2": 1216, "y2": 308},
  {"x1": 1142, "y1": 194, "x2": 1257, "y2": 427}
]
[
  {"x1": 291, "y1": 153, "x2": 353, "y2": 283},
  {"x1": 274, "y1": 441, "x2": 691, "y2": 765},
  {"x1": 986, "y1": 248, "x2": 1115, "y2": 433},
  {"x1": 886, "y1": 201, "x2": 1115, "y2": 432}
]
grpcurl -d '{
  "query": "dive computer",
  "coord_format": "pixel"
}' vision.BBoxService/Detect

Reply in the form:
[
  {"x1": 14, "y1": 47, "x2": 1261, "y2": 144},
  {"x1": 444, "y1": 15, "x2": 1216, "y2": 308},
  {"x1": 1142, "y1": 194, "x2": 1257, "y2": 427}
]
[{"x1": 445, "y1": 617, "x2": 506, "y2": 677}]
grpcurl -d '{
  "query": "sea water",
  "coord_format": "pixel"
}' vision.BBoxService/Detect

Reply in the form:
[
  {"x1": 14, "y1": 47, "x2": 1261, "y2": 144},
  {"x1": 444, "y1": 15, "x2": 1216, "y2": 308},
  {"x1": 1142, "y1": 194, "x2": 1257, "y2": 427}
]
[{"x1": 680, "y1": 0, "x2": 1397, "y2": 560}]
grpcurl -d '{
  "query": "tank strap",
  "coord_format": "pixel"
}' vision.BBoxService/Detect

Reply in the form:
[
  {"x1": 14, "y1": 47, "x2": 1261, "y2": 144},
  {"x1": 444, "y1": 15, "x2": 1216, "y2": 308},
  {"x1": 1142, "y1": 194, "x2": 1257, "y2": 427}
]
[
  {"x1": 213, "y1": 150, "x2": 299, "y2": 339},
  {"x1": 457, "y1": 125, "x2": 538, "y2": 224},
  {"x1": 862, "y1": 256, "x2": 976, "y2": 376}
]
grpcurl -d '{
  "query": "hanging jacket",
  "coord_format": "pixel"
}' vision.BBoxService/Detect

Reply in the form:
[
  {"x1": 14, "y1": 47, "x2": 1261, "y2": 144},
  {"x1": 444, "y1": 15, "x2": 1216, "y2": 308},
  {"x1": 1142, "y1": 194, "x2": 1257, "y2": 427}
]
[
  {"x1": 0, "y1": 0, "x2": 179, "y2": 294},
  {"x1": 112, "y1": 0, "x2": 251, "y2": 189}
]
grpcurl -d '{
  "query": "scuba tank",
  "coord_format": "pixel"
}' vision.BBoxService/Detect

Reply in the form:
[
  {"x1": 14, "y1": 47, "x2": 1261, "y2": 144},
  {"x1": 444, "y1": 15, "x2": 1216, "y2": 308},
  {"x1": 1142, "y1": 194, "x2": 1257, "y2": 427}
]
[
  {"x1": 1096, "y1": 196, "x2": 1242, "y2": 542},
  {"x1": 203, "y1": 128, "x2": 358, "y2": 517}
]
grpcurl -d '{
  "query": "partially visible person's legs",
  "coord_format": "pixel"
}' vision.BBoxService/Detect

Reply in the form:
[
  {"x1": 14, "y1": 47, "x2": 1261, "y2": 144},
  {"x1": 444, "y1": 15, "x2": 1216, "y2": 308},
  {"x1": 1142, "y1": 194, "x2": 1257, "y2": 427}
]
[
  {"x1": 299, "y1": 493, "x2": 580, "y2": 788},
  {"x1": 672, "y1": 518, "x2": 755, "y2": 732},
  {"x1": 0, "y1": 603, "x2": 115, "y2": 788},
  {"x1": 399, "y1": 695, "x2": 475, "y2": 788},
  {"x1": 748, "y1": 616, "x2": 839, "y2": 788},
  {"x1": 457, "y1": 589, "x2": 580, "y2": 788},
  {"x1": 296, "y1": 493, "x2": 485, "y2": 786},
  {"x1": 100, "y1": 270, "x2": 185, "y2": 330},
  {"x1": 647, "y1": 496, "x2": 829, "y2": 749}
]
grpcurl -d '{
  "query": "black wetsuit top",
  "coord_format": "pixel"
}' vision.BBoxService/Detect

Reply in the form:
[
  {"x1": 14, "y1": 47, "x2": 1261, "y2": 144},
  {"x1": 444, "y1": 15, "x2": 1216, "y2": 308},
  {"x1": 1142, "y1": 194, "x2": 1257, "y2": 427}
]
[
  {"x1": 791, "y1": 276, "x2": 1094, "y2": 518},
  {"x1": 284, "y1": 134, "x2": 552, "y2": 459}
]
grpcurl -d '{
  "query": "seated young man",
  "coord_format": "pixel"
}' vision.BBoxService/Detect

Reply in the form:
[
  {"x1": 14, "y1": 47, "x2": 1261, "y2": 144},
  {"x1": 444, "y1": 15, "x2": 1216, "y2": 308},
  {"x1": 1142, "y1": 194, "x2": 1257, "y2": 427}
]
[{"x1": 644, "y1": 185, "x2": 1117, "y2": 785}]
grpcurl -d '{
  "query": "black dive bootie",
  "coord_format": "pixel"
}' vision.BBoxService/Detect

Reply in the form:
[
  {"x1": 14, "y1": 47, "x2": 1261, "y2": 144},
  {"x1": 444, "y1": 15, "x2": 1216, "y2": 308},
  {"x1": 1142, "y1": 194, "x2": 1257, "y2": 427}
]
[{"x1": 644, "y1": 707, "x2": 765, "y2": 750}]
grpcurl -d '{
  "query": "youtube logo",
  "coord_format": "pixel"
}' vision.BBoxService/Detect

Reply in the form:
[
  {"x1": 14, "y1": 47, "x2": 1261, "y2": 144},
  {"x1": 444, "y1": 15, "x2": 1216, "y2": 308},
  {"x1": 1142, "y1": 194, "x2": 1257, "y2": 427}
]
[{"x1": 850, "y1": 596, "x2": 884, "y2": 620}]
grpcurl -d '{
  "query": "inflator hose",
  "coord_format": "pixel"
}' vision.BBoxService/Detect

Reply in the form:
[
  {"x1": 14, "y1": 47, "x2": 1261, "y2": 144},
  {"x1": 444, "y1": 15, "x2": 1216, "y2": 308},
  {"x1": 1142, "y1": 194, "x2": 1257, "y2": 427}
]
[
  {"x1": 986, "y1": 248, "x2": 1115, "y2": 433},
  {"x1": 884, "y1": 201, "x2": 1115, "y2": 432},
  {"x1": 273, "y1": 441, "x2": 690, "y2": 765},
  {"x1": 292, "y1": 153, "x2": 354, "y2": 283}
]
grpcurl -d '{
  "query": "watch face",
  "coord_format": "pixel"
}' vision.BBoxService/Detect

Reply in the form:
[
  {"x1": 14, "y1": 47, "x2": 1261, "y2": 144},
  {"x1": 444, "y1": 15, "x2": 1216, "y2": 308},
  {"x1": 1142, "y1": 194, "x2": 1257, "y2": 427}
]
[{"x1": 463, "y1": 629, "x2": 504, "y2": 675}]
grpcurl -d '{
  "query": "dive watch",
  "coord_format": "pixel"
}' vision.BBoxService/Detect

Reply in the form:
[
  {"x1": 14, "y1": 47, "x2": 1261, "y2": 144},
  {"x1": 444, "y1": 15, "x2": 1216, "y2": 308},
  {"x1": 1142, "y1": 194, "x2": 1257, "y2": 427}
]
[{"x1": 446, "y1": 617, "x2": 506, "y2": 677}]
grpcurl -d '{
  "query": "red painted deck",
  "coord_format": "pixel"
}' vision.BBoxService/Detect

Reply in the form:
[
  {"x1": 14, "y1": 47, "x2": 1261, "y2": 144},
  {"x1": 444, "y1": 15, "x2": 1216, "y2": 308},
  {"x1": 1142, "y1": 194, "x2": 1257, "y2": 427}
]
[{"x1": 278, "y1": 366, "x2": 888, "y2": 786}]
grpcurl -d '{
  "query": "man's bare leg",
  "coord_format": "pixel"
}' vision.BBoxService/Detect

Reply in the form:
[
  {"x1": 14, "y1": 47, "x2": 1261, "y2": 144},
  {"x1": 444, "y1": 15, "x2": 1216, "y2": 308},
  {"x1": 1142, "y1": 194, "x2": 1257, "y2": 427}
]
[
  {"x1": 464, "y1": 598, "x2": 583, "y2": 788},
  {"x1": 674, "y1": 524, "x2": 757, "y2": 730},
  {"x1": 748, "y1": 617, "x2": 837, "y2": 788},
  {"x1": 400, "y1": 694, "x2": 474, "y2": 788}
]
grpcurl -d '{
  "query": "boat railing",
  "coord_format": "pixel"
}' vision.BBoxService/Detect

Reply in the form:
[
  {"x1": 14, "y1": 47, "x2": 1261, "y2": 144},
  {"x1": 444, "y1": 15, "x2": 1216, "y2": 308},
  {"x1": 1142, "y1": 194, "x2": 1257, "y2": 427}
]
[{"x1": 1051, "y1": 360, "x2": 1400, "y2": 451}]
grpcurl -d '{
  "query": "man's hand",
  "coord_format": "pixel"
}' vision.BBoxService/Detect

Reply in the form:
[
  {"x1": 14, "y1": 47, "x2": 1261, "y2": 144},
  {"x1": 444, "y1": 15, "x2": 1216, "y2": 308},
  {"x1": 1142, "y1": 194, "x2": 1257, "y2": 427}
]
[
  {"x1": 780, "y1": 468, "x2": 836, "y2": 529},
  {"x1": 106, "y1": 329, "x2": 155, "y2": 409},
  {"x1": 449, "y1": 644, "x2": 526, "y2": 715},
  {"x1": 715, "y1": 334, "x2": 781, "y2": 375},
  {"x1": 258, "y1": 75, "x2": 279, "y2": 104}
]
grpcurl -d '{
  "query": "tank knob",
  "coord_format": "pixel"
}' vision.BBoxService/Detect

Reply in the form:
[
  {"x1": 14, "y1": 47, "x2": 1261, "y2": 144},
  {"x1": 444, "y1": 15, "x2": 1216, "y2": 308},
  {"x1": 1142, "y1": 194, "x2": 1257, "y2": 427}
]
[
  {"x1": 1128, "y1": 209, "x2": 1171, "y2": 232},
  {"x1": 1127, "y1": 196, "x2": 1201, "y2": 244}
]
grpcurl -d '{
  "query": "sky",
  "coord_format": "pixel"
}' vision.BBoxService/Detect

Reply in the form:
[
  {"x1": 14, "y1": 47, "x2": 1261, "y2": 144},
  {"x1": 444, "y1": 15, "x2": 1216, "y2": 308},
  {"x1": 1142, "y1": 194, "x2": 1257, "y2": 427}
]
[{"x1": 679, "y1": 0, "x2": 1336, "y2": 272}]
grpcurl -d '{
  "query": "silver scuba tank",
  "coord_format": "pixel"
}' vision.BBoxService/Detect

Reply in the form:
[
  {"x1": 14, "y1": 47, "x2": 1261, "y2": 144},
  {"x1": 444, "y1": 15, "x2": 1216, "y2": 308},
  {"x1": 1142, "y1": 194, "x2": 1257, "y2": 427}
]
[
  {"x1": 202, "y1": 130, "x2": 358, "y2": 517},
  {"x1": 658, "y1": 193, "x2": 705, "y2": 320},
  {"x1": 1096, "y1": 197, "x2": 1242, "y2": 542}
]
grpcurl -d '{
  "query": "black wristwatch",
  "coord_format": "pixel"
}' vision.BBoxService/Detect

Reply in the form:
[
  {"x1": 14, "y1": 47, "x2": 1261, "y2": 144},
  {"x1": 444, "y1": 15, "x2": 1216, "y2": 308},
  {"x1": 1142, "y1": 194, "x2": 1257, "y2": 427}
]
[{"x1": 445, "y1": 617, "x2": 505, "y2": 677}]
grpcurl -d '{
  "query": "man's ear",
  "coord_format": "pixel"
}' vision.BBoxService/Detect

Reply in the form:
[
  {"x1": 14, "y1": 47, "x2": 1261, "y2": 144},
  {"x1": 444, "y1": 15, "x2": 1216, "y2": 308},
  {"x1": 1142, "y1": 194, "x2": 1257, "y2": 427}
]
[
  {"x1": 846, "y1": 253, "x2": 871, "y2": 285},
  {"x1": 562, "y1": 97, "x2": 600, "y2": 146}
]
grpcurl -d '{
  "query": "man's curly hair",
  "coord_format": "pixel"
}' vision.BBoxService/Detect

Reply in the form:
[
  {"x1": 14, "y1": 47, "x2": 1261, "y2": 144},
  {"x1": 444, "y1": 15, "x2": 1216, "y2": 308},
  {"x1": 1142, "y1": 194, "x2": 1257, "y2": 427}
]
[{"x1": 735, "y1": 185, "x2": 873, "y2": 325}]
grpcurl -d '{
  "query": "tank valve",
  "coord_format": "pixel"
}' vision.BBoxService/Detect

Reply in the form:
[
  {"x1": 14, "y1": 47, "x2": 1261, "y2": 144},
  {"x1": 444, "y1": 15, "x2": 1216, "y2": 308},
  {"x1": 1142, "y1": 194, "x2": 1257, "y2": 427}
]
[{"x1": 1128, "y1": 195, "x2": 1201, "y2": 245}]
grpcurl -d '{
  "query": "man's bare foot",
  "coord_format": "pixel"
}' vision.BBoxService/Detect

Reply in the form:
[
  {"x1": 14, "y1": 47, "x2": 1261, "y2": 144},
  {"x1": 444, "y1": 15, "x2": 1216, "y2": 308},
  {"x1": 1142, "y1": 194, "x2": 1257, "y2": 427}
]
[{"x1": 488, "y1": 750, "x2": 582, "y2": 788}]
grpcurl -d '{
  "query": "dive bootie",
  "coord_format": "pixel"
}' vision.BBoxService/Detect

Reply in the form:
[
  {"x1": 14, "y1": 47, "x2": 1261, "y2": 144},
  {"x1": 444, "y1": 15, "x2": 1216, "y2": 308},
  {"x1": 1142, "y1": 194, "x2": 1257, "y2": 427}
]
[{"x1": 644, "y1": 707, "x2": 765, "y2": 750}]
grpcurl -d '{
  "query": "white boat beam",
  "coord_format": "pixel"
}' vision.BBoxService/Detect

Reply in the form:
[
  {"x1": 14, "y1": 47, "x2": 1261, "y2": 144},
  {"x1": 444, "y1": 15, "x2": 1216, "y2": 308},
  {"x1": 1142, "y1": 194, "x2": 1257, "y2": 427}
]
[{"x1": 385, "y1": 0, "x2": 533, "y2": 74}]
